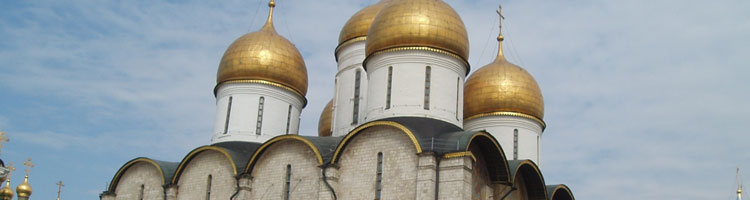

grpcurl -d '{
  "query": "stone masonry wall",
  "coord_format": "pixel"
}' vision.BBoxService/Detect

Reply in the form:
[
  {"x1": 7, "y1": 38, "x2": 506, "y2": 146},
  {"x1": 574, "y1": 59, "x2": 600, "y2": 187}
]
[
  {"x1": 114, "y1": 162, "x2": 164, "y2": 200},
  {"x1": 248, "y1": 140, "x2": 321, "y2": 200},
  {"x1": 176, "y1": 150, "x2": 235, "y2": 200}
]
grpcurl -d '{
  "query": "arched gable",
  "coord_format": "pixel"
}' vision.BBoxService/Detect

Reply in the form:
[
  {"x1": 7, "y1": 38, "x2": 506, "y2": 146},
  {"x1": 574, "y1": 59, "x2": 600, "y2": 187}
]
[
  {"x1": 171, "y1": 146, "x2": 237, "y2": 184},
  {"x1": 244, "y1": 135, "x2": 325, "y2": 173},
  {"x1": 547, "y1": 184, "x2": 575, "y2": 200},
  {"x1": 331, "y1": 121, "x2": 422, "y2": 163},
  {"x1": 509, "y1": 160, "x2": 547, "y2": 200},
  {"x1": 108, "y1": 157, "x2": 177, "y2": 192},
  {"x1": 466, "y1": 131, "x2": 511, "y2": 183}
]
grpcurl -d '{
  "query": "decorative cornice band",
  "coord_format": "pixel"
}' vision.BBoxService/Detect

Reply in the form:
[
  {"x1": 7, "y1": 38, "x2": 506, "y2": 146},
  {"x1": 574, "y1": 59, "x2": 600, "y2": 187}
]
[
  {"x1": 363, "y1": 46, "x2": 470, "y2": 74},
  {"x1": 465, "y1": 111, "x2": 546, "y2": 129},
  {"x1": 214, "y1": 79, "x2": 307, "y2": 107}
]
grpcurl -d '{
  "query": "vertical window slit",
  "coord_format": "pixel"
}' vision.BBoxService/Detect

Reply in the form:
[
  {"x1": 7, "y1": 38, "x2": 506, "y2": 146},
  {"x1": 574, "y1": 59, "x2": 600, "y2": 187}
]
[
  {"x1": 256, "y1": 97, "x2": 265, "y2": 135},
  {"x1": 286, "y1": 105, "x2": 292, "y2": 134},
  {"x1": 513, "y1": 129, "x2": 519, "y2": 160},
  {"x1": 424, "y1": 66, "x2": 431, "y2": 110},
  {"x1": 206, "y1": 175, "x2": 212, "y2": 200},
  {"x1": 285, "y1": 165, "x2": 292, "y2": 200},
  {"x1": 353, "y1": 70, "x2": 361, "y2": 125},
  {"x1": 386, "y1": 66, "x2": 393, "y2": 109},
  {"x1": 223, "y1": 96, "x2": 233, "y2": 134},
  {"x1": 375, "y1": 152, "x2": 383, "y2": 200},
  {"x1": 140, "y1": 184, "x2": 144, "y2": 200},
  {"x1": 456, "y1": 77, "x2": 460, "y2": 120}
]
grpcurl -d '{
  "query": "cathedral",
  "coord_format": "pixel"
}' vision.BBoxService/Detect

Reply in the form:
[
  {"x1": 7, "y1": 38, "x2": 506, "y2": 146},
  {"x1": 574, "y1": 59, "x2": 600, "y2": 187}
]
[{"x1": 101, "y1": 0, "x2": 576, "y2": 199}]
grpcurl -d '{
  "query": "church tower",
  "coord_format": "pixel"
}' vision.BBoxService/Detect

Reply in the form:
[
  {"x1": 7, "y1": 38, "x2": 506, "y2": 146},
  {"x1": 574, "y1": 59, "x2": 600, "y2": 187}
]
[
  {"x1": 212, "y1": 0, "x2": 308, "y2": 144},
  {"x1": 463, "y1": 6, "x2": 546, "y2": 164},
  {"x1": 362, "y1": 0, "x2": 469, "y2": 128}
]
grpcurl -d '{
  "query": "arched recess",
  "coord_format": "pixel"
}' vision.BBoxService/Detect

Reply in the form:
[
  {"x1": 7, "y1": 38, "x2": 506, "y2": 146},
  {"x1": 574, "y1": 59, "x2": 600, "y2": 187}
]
[
  {"x1": 547, "y1": 184, "x2": 575, "y2": 200},
  {"x1": 244, "y1": 135, "x2": 325, "y2": 173},
  {"x1": 331, "y1": 121, "x2": 422, "y2": 163},
  {"x1": 171, "y1": 146, "x2": 238, "y2": 184},
  {"x1": 508, "y1": 160, "x2": 547, "y2": 200},
  {"x1": 466, "y1": 131, "x2": 511, "y2": 183},
  {"x1": 108, "y1": 157, "x2": 177, "y2": 192}
]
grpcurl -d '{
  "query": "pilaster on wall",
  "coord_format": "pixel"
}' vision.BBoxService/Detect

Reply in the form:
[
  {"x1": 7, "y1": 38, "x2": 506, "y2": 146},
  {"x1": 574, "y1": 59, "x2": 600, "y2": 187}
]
[
  {"x1": 234, "y1": 175, "x2": 252, "y2": 199},
  {"x1": 438, "y1": 156, "x2": 473, "y2": 200},
  {"x1": 319, "y1": 166, "x2": 339, "y2": 200},
  {"x1": 164, "y1": 184, "x2": 177, "y2": 200},
  {"x1": 416, "y1": 153, "x2": 437, "y2": 200}
]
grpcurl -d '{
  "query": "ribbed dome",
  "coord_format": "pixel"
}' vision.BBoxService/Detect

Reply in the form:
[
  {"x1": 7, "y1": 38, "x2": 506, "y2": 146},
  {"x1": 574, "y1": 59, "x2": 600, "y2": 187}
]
[
  {"x1": 217, "y1": 1, "x2": 308, "y2": 96},
  {"x1": 366, "y1": 0, "x2": 469, "y2": 61},
  {"x1": 317, "y1": 99, "x2": 333, "y2": 137},
  {"x1": 338, "y1": 0, "x2": 393, "y2": 45},
  {"x1": 464, "y1": 37, "x2": 544, "y2": 125},
  {"x1": 15, "y1": 176, "x2": 30, "y2": 197}
]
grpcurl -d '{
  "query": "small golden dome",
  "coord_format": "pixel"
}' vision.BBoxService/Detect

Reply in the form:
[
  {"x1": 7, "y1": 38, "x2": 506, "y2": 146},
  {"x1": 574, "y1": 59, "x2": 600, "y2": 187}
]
[
  {"x1": 15, "y1": 176, "x2": 30, "y2": 197},
  {"x1": 464, "y1": 38, "x2": 544, "y2": 125},
  {"x1": 317, "y1": 99, "x2": 333, "y2": 137},
  {"x1": 366, "y1": 0, "x2": 469, "y2": 61},
  {"x1": 0, "y1": 179, "x2": 13, "y2": 199},
  {"x1": 217, "y1": 0, "x2": 308, "y2": 96},
  {"x1": 338, "y1": 0, "x2": 392, "y2": 45}
]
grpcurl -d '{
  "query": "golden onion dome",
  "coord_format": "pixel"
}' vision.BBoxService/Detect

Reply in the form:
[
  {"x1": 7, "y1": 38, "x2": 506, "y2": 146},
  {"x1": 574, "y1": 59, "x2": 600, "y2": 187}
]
[
  {"x1": 338, "y1": 0, "x2": 393, "y2": 46},
  {"x1": 216, "y1": 0, "x2": 308, "y2": 96},
  {"x1": 0, "y1": 179, "x2": 13, "y2": 199},
  {"x1": 464, "y1": 31, "x2": 544, "y2": 126},
  {"x1": 317, "y1": 99, "x2": 333, "y2": 137},
  {"x1": 15, "y1": 176, "x2": 30, "y2": 197},
  {"x1": 366, "y1": 0, "x2": 469, "y2": 62}
]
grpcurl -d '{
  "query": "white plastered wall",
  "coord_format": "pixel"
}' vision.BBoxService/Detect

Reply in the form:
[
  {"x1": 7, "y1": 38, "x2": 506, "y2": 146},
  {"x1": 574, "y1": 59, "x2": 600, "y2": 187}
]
[
  {"x1": 332, "y1": 41, "x2": 368, "y2": 136},
  {"x1": 213, "y1": 82, "x2": 304, "y2": 144},
  {"x1": 364, "y1": 50, "x2": 466, "y2": 127},
  {"x1": 464, "y1": 115, "x2": 544, "y2": 164}
]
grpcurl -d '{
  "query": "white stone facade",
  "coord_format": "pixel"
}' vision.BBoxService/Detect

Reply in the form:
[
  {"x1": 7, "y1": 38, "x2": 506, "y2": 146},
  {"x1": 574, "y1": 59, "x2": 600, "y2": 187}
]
[
  {"x1": 212, "y1": 82, "x2": 304, "y2": 144},
  {"x1": 464, "y1": 115, "x2": 544, "y2": 164}
]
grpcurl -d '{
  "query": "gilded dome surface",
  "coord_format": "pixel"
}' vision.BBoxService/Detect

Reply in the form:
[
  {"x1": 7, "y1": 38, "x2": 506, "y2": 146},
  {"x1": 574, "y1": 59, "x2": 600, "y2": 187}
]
[
  {"x1": 15, "y1": 176, "x2": 30, "y2": 197},
  {"x1": 317, "y1": 99, "x2": 333, "y2": 137},
  {"x1": 0, "y1": 179, "x2": 13, "y2": 198},
  {"x1": 365, "y1": 0, "x2": 470, "y2": 61},
  {"x1": 338, "y1": 0, "x2": 392, "y2": 45},
  {"x1": 217, "y1": 2, "x2": 308, "y2": 96},
  {"x1": 464, "y1": 41, "x2": 544, "y2": 123}
]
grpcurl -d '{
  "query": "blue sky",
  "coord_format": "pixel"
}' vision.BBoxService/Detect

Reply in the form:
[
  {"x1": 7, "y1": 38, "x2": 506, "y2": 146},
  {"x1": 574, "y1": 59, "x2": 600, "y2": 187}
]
[{"x1": 0, "y1": 0, "x2": 749, "y2": 199}]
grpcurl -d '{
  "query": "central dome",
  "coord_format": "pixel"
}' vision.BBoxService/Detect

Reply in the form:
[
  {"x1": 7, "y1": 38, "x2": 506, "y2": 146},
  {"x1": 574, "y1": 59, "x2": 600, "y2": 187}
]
[{"x1": 365, "y1": 0, "x2": 469, "y2": 61}]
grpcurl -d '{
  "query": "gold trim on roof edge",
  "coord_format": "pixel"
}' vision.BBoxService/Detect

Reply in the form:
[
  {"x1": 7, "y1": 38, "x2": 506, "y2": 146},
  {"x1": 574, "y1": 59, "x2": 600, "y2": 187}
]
[
  {"x1": 171, "y1": 146, "x2": 238, "y2": 184},
  {"x1": 215, "y1": 79, "x2": 306, "y2": 99},
  {"x1": 443, "y1": 151, "x2": 477, "y2": 162},
  {"x1": 331, "y1": 121, "x2": 422, "y2": 163},
  {"x1": 108, "y1": 158, "x2": 166, "y2": 192},
  {"x1": 245, "y1": 135, "x2": 324, "y2": 173}
]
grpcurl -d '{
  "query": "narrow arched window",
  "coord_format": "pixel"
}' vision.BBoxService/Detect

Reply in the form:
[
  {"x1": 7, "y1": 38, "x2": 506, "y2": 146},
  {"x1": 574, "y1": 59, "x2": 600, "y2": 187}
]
[
  {"x1": 140, "y1": 184, "x2": 145, "y2": 200},
  {"x1": 513, "y1": 129, "x2": 519, "y2": 160},
  {"x1": 286, "y1": 105, "x2": 292, "y2": 134},
  {"x1": 223, "y1": 96, "x2": 233, "y2": 134},
  {"x1": 256, "y1": 97, "x2": 265, "y2": 135},
  {"x1": 424, "y1": 66, "x2": 431, "y2": 110},
  {"x1": 386, "y1": 67, "x2": 393, "y2": 109},
  {"x1": 206, "y1": 175, "x2": 212, "y2": 200},
  {"x1": 456, "y1": 77, "x2": 460, "y2": 120},
  {"x1": 353, "y1": 70, "x2": 362, "y2": 124},
  {"x1": 285, "y1": 165, "x2": 292, "y2": 200},
  {"x1": 375, "y1": 152, "x2": 384, "y2": 200}
]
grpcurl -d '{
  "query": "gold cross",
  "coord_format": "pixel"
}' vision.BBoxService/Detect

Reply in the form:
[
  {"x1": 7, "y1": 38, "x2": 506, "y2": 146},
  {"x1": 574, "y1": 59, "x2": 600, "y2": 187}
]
[
  {"x1": 23, "y1": 157, "x2": 33, "y2": 176},
  {"x1": 57, "y1": 180, "x2": 64, "y2": 199},
  {"x1": 0, "y1": 131, "x2": 8, "y2": 156}
]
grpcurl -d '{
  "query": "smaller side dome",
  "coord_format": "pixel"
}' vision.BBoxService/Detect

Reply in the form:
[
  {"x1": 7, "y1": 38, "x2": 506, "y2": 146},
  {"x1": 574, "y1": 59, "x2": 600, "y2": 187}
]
[
  {"x1": 464, "y1": 13, "x2": 544, "y2": 125},
  {"x1": 366, "y1": 0, "x2": 469, "y2": 61},
  {"x1": 0, "y1": 178, "x2": 13, "y2": 199},
  {"x1": 216, "y1": 0, "x2": 308, "y2": 96},
  {"x1": 317, "y1": 99, "x2": 334, "y2": 137},
  {"x1": 338, "y1": 0, "x2": 392, "y2": 45},
  {"x1": 15, "y1": 176, "x2": 31, "y2": 197}
]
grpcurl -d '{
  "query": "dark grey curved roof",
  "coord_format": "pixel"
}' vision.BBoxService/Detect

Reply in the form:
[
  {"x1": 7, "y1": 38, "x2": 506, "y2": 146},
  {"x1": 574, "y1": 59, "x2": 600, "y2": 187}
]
[
  {"x1": 212, "y1": 141, "x2": 263, "y2": 172},
  {"x1": 108, "y1": 157, "x2": 179, "y2": 192},
  {"x1": 546, "y1": 184, "x2": 575, "y2": 200},
  {"x1": 508, "y1": 160, "x2": 547, "y2": 200},
  {"x1": 298, "y1": 136, "x2": 343, "y2": 163}
]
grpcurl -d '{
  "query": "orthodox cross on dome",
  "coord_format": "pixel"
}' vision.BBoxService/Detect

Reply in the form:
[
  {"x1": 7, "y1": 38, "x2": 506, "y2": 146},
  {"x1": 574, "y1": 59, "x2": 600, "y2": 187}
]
[
  {"x1": 0, "y1": 131, "x2": 9, "y2": 156},
  {"x1": 6, "y1": 162, "x2": 15, "y2": 179},
  {"x1": 56, "y1": 180, "x2": 64, "y2": 200},
  {"x1": 496, "y1": 4, "x2": 505, "y2": 41},
  {"x1": 22, "y1": 157, "x2": 33, "y2": 177},
  {"x1": 739, "y1": 167, "x2": 744, "y2": 200}
]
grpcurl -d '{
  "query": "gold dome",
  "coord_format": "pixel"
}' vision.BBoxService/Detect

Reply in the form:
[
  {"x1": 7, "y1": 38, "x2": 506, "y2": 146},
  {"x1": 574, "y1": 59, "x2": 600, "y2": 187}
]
[
  {"x1": 464, "y1": 37, "x2": 544, "y2": 125},
  {"x1": 15, "y1": 176, "x2": 30, "y2": 197},
  {"x1": 0, "y1": 179, "x2": 13, "y2": 199},
  {"x1": 365, "y1": 0, "x2": 469, "y2": 62},
  {"x1": 217, "y1": 0, "x2": 308, "y2": 96},
  {"x1": 317, "y1": 99, "x2": 333, "y2": 137},
  {"x1": 338, "y1": 0, "x2": 392, "y2": 45}
]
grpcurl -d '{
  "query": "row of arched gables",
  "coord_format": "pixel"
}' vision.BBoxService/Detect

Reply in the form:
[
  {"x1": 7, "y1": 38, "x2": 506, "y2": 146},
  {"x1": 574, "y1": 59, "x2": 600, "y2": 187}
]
[{"x1": 104, "y1": 118, "x2": 574, "y2": 200}]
